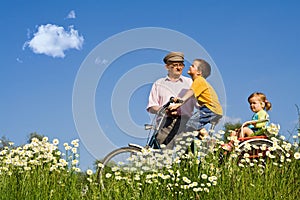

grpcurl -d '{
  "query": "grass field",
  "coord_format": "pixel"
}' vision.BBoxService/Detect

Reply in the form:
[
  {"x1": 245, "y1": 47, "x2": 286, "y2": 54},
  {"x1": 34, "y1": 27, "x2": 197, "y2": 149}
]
[{"x1": 0, "y1": 125, "x2": 299, "y2": 199}]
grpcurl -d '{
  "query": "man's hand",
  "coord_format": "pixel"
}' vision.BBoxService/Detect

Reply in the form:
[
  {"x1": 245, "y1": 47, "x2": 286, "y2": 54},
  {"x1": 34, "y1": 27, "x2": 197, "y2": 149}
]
[{"x1": 168, "y1": 102, "x2": 183, "y2": 115}]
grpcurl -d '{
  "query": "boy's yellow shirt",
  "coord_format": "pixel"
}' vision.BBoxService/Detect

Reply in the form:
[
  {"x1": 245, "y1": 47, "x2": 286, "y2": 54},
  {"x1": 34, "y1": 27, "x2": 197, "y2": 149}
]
[{"x1": 190, "y1": 76, "x2": 223, "y2": 115}]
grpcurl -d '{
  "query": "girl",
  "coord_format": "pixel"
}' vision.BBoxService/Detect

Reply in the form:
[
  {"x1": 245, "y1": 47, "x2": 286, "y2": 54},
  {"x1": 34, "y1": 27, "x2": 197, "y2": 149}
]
[{"x1": 222, "y1": 92, "x2": 272, "y2": 150}]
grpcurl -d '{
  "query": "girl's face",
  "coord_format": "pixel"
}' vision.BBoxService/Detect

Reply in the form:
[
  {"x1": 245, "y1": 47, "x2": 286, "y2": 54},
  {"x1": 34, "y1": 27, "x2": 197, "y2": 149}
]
[{"x1": 248, "y1": 96, "x2": 264, "y2": 113}]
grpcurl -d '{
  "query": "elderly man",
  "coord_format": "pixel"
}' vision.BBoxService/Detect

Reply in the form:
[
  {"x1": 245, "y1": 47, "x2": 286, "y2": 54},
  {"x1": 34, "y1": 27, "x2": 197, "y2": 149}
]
[{"x1": 147, "y1": 52, "x2": 195, "y2": 148}]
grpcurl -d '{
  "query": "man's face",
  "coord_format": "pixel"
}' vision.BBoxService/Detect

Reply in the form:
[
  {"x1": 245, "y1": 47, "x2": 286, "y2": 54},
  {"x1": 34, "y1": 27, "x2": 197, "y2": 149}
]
[{"x1": 166, "y1": 62, "x2": 185, "y2": 76}]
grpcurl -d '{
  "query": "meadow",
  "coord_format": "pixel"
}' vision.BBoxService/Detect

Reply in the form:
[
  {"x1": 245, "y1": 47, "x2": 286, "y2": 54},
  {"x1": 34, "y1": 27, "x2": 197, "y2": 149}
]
[{"x1": 0, "y1": 124, "x2": 299, "y2": 200}]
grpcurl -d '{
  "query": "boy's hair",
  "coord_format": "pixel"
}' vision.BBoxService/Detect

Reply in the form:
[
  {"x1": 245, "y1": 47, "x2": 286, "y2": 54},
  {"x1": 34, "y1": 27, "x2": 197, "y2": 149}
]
[{"x1": 195, "y1": 59, "x2": 211, "y2": 78}]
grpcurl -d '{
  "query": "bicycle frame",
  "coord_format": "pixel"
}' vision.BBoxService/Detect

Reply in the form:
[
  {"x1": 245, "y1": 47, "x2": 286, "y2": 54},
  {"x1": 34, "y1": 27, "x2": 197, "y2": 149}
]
[{"x1": 144, "y1": 98, "x2": 176, "y2": 149}]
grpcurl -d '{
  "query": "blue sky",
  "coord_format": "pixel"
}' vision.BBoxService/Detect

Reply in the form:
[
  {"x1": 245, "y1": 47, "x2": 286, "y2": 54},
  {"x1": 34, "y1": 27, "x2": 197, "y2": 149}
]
[{"x1": 1, "y1": 0, "x2": 300, "y2": 170}]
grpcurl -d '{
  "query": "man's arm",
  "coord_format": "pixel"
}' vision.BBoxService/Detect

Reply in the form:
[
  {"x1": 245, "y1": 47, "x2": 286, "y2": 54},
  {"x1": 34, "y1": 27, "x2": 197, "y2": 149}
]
[{"x1": 147, "y1": 106, "x2": 161, "y2": 114}]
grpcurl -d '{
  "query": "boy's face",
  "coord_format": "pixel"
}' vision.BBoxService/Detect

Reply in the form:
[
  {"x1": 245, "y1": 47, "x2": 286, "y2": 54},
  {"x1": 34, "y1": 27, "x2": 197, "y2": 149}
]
[{"x1": 188, "y1": 60, "x2": 200, "y2": 76}]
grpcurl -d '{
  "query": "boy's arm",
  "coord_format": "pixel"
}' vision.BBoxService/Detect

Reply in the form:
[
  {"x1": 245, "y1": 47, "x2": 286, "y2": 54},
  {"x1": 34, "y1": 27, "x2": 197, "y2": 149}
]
[
  {"x1": 179, "y1": 89, "x2": 195, "y2": 103},
  {"x1": 169, "y1": 89, "x2": 195, "y2": 111}
]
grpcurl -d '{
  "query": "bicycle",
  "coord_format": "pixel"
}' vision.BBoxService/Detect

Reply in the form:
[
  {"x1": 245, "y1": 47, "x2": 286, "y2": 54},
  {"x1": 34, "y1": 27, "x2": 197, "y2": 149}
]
[
  {"x1": 96, "y1": 97, "x2": 176, "y2": 188},
  {"x1": 96, "y1": 97, "x2": 224, "y2": 189},
  {"x1": 220, "y1": 120, "x2": 285, "y2": 164},
  {"x1": 97, "y1": 97, "x2": 287, "y2": 189}
]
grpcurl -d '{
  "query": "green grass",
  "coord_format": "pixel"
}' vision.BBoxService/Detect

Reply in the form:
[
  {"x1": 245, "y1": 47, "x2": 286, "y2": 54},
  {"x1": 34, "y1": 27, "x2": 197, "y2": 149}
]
[{"x1": 0, "y1": 131, "x2": 299, "y2": 199}]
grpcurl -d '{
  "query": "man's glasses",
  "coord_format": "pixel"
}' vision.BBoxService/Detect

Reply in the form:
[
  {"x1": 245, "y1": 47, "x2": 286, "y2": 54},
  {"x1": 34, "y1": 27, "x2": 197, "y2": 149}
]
[{"x1": 168, "y1": 63, "x2": 185, "y2": 68}]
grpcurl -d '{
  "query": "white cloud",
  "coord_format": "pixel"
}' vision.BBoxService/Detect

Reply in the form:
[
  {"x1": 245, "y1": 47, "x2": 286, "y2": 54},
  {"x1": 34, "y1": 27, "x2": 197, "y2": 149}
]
[
  {"x1": 95, "y1": 57, "x2": 108, "y2": 65},
  {"x1": 26, "y1": 28, "x2": 31, "y2": 39},
  {"x1": 66, "y1": 10, "x2": 76, "y2": 19},
  {"x1": 16, "y1": 58, "x2": 23, "y2": 63},
  {"x1": 24, "y1": 24, "x2": 84, "y2": 58},
  {"x1": 221, "y1": 116, "x2": 241, "y2": 124}
]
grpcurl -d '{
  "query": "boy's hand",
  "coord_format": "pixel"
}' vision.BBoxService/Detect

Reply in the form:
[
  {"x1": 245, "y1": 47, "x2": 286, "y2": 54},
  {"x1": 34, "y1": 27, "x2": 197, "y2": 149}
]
[
  {"x1": 168, "y1": 102, "x2": 183, "y2": 115},
  {"x1": 172, "y1": 97, "x2": 184, "y2": 104},
  {"x1": 168, "y1": 103, "x2": 181, "y2": 111}
]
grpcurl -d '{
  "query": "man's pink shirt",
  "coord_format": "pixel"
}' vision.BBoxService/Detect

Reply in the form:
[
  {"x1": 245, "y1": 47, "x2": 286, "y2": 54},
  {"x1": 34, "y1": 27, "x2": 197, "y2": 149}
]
[{"x1": 147, "y1": 75, "x2": 195, "y2": 117}]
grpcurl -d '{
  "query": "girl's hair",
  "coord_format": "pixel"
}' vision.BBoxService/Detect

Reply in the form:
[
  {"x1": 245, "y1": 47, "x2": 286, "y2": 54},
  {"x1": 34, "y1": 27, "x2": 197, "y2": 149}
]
[
  {"x1": 194, "y1": 59, "x2": 211, "y2": 78},
  {"x1": 248, "y1": 92, "x2": 272, "y2": 111}
]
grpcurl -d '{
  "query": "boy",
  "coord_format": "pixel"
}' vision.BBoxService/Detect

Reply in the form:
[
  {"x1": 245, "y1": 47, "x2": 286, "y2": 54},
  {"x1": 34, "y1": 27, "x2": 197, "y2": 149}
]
[{"x1": 169, "y1": 59, "x2": 223, "y2": 138}]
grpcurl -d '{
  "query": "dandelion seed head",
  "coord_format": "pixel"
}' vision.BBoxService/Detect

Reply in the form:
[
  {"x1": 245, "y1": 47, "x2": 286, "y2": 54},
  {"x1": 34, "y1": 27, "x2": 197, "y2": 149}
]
[
  {"x1": 179, "y1": 141, "x2": 186, "y2": 145},
  {"x1": 293, "y1": 142, "x2": 298, "y2": 147},
  {"x1": 98, "y1": 163, "x2": 104, "y2": 168},
  {"x1": 284, "y1": 143, "x2": 292, "y2": 151},
  {"x1": 52, "y1": 139, "x2": 59, "y2": 145},
  {"x1": 86, "y1": 169, "x2": 93, "y2": 175},
  {"x1": 65, "y1": 145, "x2": 71, "y2": 151},
  {"x1": 71, "y1": 159, "x2": 79, "y2": 165},
  {"x1": 193, "y1": 187, "x2": 202, "y2": 192},
  {"x1": 294, "y1": 152, "x2": 300, "y2": 160},
  {"x1": 105, "y1": 173, "x2": 112, "y2": 178},
  {"x1": 279, "y1": 135, "x2": 285, "y2": 140},
  {"x1": 243, "y1": 153, "x2": 250, "y2": 158},
  {"x1": 201, "y1": 174, "x2": 208, "y2": 179},
  {"x1": 238, "y1": 163, "x2": 245, "y2": 167},
  {"x1": 42, "y1": 137, "x2": 49, "y2": 142},
  {"x1": 134, "y1": 175, "x2": 140, "y2": 181},
  {"x1": 260, "y1": 144, "x2": 267, "y2": 151},
  {"x1": 230, "y1": 153, "x2": 238, "y2": 158},
  {"x1": 111, "y1": 166, "x2": 119, "y2": 172},
  {"x1": 146, "y1": 180, "x2": 153, "y2": 184},
  {"x1": 75, "y1": 167, "x2": 81, "y2": 172},
  {"x1": 182, "y1": 176, "x2": 191, "y2": 184},
  {"x1": 87, "y1": 177, "x2": 92, "y2": 183},
  {"x1": 71, "y1": 148, "x2": 77, "y2": 154}
]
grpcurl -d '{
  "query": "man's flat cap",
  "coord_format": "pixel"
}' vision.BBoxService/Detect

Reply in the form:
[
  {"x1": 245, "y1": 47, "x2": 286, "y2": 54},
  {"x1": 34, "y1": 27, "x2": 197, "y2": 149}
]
[{"x1": 163, "y1": 52, "x2": 184, "y2": 64}]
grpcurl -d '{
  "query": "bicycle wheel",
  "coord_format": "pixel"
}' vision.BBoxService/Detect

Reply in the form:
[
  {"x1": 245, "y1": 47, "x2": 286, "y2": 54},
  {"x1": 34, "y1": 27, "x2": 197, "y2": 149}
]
[
  {"x1": 97, "y1": 146, "x2": 142, "y2": 189},
  {"x1": 238, "y1": 138, "x2": 284, "y2": 163}
]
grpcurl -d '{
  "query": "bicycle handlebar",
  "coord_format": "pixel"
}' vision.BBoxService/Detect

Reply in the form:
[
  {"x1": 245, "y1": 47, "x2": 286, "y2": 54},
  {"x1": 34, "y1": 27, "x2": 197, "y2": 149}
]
[
  {"x1": 162, "y1": 97, "x2": 183, "y2": 108},
  {"x1": 240, "y1": 119, "x2": 269, "y2": 138},
  {"x1": 157, "y1": 97, "x2": 183, "y2": 116}
]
